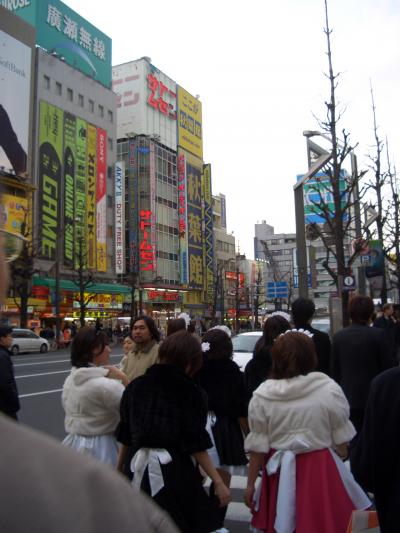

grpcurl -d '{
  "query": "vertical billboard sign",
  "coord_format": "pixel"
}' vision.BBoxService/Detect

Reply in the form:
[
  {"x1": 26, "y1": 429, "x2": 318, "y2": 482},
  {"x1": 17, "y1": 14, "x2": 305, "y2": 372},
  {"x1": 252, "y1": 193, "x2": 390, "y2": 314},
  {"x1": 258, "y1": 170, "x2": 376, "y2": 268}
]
[
  {"x1": 114, "y1": 161, "x2": 125, "y2": 274},
  {"x1": 75, "y1": 117, "x2": 86, "y2": 269},
  {"x1": 137, "y1": 142, "x2": 156, "y2": 273},
  {"x1": 96, "y1": 128, "x2": 107, "y2": 272},
  {"x1": 128, "y1": 140, "x2": 138, "y2": 273},
  {"x1": 186, "y1": 152, "x2": 204, "y2": 289},
  {"x1": 86, "y1": 124, "x2": 97, "y2": 270},
  {"x1": 177, "y1": 151, "x2": 188, "y2": 285},
  {"x1": 63, "y1": 112, "x2": 76, "y2": 267},
  {"x1": 202, "y1": 164, "x2": 214, "y2": 301},
  {"x1": 0, "y1": 29, "x2": 31, "y2": 174},
  {"x1": 38, "y1": 101, "x2": 63, "y2": 261},
  {"x1": 6, "y1": 0, "x2": 112, "y2": 88},
  {"x1": 177, "y1": 86, "x2": 203, "y2": 159}
]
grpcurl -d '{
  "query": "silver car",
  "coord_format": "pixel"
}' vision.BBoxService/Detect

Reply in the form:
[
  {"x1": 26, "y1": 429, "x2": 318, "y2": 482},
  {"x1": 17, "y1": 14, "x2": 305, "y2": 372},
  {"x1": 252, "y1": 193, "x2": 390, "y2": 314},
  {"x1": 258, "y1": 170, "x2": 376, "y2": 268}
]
[
  {"x1": 232, "y1": 331, "x2": 262, "y2": 371},
  {"x1": 10, "y1": 328, "x2": 49, "y2": 355}
]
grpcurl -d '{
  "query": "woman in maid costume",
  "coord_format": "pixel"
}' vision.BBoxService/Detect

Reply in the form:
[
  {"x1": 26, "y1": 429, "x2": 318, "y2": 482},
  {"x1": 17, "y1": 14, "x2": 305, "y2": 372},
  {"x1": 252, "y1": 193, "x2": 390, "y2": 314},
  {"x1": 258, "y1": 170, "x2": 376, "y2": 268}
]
[
  {"x1": 245, "y1": 329, "x2": 371, "y2": 533},
  {"x1": 116, "y1": 330, "x2": 230, "y2": 533}
]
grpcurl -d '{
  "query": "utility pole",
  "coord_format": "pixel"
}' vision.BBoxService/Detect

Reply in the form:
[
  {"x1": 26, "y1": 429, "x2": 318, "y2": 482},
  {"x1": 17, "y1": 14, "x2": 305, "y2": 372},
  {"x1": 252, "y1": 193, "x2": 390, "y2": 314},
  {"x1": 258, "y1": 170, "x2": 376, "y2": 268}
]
[{"x1": 235, "y1": 266, "x2": 240, "y2": 334}]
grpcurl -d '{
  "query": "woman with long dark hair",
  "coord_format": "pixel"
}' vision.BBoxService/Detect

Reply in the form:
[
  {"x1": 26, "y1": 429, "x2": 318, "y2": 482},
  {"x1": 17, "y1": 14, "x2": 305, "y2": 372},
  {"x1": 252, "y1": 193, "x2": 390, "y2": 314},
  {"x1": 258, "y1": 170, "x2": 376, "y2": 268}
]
[
  {"x1": 62, "y1": 326, "x2": 128, "y2": 466},
  {"x1": 244, "y1": 314, "x2": 290, "y2": 398}
]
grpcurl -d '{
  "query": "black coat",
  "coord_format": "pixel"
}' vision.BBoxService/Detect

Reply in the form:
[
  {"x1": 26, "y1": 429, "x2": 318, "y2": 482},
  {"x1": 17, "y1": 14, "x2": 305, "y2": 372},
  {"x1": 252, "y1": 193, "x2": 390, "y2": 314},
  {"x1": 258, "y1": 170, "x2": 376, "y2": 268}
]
[
  {"x1": 350, "y1": 367, "x2": 400, "y2": 533},
  {"x1": 331, "y1": 324, "x2": 394, "y2": 412},
  {"x1": 244, "y1": 343, "x2": 272, "y2": 400},
  {"x1": 373, "y1": 316, "x2": 398, "y2": 360},
  {"x1": 0, "y1": 345, "x2": 20, "y2": 419}
]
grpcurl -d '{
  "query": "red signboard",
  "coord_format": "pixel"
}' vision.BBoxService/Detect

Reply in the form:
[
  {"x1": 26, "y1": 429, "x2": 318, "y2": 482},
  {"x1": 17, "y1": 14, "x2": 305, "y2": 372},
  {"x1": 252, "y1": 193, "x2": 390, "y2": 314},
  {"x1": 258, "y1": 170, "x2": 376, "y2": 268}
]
[
  {"x1": 139, "y1": 209, "x2": 155, "y2": 271},
  {"x1": 177, "y1": 154, "x2": 186, "y2": 237},
  {"x1": 147, "y1": 73, "x2": 176, "y2": 119},
  {"x1": 147, "y1": 290, "x2": 180, "y2": 302},
  {"x1": 225, "y1": 271, "x2": 245, "y2": 287}
]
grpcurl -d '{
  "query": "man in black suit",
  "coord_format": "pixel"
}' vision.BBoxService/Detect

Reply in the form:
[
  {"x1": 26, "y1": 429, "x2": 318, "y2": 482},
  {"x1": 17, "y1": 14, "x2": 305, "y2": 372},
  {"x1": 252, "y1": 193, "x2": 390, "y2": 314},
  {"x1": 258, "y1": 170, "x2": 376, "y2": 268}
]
[
  {"x1": 351, "y1": 367, "x2": 400, "y2": 533},
  {"x1": 292, "y1": 297, "x2": 331, "y2": 375},
  {"x1": 373, "y1": 303, "x2": 398, "y2": 363},
  {"x1": 331, "y1": 296, "x2": 394, "y2": 433}
]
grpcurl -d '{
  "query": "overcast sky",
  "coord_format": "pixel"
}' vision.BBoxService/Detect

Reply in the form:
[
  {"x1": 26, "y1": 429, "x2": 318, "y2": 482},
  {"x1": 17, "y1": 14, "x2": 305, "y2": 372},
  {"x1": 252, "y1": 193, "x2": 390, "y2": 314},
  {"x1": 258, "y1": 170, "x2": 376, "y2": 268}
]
[{"x1": 65, "y1": 0, "x2": 400, "y2": 258}]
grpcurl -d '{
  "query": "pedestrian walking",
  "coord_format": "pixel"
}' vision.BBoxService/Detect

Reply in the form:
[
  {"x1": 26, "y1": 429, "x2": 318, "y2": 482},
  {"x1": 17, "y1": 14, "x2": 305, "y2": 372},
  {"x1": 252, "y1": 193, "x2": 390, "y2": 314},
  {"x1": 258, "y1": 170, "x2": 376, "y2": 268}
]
[
  {"x1": 245, "y1": 330, "x2": 370, "y2": 533},
  {"x1": 63, "y1": 325, "x2": 72, "y2": 347},
  {"x1": 62, "y1": 326, "x2": 128, "y2": 466},
  {"x1": 117, "y1": 330, "x2": 231, "y2": 533},
  {"x1": 196, "y1": 328, "x2": 248, "y2": 527},
  {"x1": 291, "y1": 297, "x2": 331, "y2": 374},
  {"x1": 0, "y1": 326, "x2": 20, "y2": 420},
  {"x1": 350, "y1": 366, "x2": 400, "y2": 533},
  {"x1": 373, "y1": 303, "x2": 398, "y2": 363},
  {"x1": 166, "y1": 317, "x2": 186, "y2": 336},
  {"x1": 244, "y1": 314, "x2": 290, "y2": 399},
  {"x1": 120, "y1": 315, "x2": 160, "y2": 382},
  {"x1": 331, "y1": 296, "x2": 394, "y2": 434}
]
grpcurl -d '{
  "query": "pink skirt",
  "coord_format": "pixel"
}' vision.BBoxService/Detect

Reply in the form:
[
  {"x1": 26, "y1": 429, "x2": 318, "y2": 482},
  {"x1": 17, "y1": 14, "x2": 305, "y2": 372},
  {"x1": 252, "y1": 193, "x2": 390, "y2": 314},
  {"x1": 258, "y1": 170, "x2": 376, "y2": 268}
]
[{"x1": 251, "y1": 448, "x2": 370, "y2": 533}]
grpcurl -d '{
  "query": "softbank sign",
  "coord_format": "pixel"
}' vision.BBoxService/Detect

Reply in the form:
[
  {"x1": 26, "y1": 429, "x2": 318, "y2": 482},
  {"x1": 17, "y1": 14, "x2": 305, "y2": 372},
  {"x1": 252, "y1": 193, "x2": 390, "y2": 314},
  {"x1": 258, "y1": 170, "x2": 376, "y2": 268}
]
[{"x1": 115, "y1": 161, "x2": 125, "y2": 274}]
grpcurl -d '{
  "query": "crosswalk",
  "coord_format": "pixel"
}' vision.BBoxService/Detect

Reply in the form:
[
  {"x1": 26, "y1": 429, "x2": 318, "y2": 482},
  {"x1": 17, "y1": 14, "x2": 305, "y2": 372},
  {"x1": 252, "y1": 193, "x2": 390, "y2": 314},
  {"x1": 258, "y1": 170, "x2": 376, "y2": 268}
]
[{"x1": 205, "y1": 474, "x2": 253, "y2": 533}]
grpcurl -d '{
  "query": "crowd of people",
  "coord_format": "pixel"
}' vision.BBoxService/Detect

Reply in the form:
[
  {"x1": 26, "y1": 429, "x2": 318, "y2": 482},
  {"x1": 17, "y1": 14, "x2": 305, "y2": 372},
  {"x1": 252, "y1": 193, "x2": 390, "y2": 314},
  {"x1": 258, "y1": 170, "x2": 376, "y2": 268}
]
[{"x1": 1, "y1": 268, "x2": 400, "y2": 531}]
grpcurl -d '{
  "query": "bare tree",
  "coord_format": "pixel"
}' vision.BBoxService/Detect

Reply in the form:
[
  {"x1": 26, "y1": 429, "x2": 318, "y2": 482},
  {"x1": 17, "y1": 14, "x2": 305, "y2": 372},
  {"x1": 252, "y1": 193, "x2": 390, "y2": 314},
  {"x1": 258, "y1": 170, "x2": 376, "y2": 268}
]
[
  {"x1": 72, "y1": 236, "x2": 96, "y2": 327},
  {"x1": 384, "y1": 146, "x2": 400, "y2": 301},
  {"x1": 9, "y1": 209, "x2": 37, "y2": 328},
  {"x1": 304, "y1": 0, "x2": 367, "y2": 325}
]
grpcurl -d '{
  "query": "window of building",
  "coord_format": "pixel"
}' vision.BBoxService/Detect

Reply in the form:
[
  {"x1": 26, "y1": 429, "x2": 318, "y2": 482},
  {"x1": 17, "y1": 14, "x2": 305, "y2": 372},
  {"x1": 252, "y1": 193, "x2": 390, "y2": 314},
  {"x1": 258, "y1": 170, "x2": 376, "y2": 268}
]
[
  {"x1": 55, "y1": 81, "x2": 62, "y2": 96},
  {"x1": 43, "y1": 75, "x2": 50, "y2": 89},
  {"x1": 99, "y1": 104, "x2": 104, "y2": 118},
  {"x1": 89, "y1": 99, "x2": 94, "y2": 112},
  {"x1": 107, "y1": 166, "x2": 113, "y2": 179},
  {"x1": 108, "y1": 138, "x2": 113, "y2": 151},
  {"x1": 107, "y1": 110, "x2": 113, "y2": 123},
  {"x1": 67, "y1": 88, "x2": 73, "y2": 102},
  {"x1": 107, "y1": 195, "x2": 113, "y2": 208},
  {"x1": 78, "y1": 94, "x2": 84, "y2": 107},
  {"x1": 107, "y1": 225, "x2": 113, "y2": 238}
]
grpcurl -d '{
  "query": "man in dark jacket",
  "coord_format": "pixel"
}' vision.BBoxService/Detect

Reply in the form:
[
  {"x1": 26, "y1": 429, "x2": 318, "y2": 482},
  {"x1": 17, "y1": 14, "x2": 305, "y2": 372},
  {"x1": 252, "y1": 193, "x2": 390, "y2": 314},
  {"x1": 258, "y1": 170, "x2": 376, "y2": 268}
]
[
  {"x1": 373, "y1": 303, "x2": 398, "y2": 362},
  {"x1": 0, "y1": 326, "x2": 20, "y2": 419},
  {"x1": 291, "y1": 297, "x2": 331, "y2": 375},
  {"x1": 350, "y1": 367, "x2": 400, "y2": 533},
  {"x1": 331, "y1": 296, "x2": 394, "y2": 433}
]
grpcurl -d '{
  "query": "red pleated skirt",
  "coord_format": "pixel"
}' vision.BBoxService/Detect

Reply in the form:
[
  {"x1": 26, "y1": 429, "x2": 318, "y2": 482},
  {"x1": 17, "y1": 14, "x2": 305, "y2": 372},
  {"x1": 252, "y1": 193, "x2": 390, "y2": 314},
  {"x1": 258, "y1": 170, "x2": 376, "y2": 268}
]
[{"x1": 251, "y1": 448, "x2": 359, "y2": 533}]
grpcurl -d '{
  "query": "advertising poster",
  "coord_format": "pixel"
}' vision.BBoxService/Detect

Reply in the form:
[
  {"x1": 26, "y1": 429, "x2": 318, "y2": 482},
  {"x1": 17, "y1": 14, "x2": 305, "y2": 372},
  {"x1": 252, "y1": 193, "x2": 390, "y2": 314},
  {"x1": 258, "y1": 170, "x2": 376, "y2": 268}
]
[
  {"x1": 86, "y1": 123, "x2": 97, "y2": 270},
  {"x1": 177, "y1": 150, "x2": 188, "y2": 285},
  {"x1": 128, "y1": 140, "x2": 138, "y2": 273},
  {"x1": 299, "y1": 171, "x2": 348, "y2": 224},
  {"x1": 0, "y1": 29, "x2": 31, "y2": 174},
  {"x1": 38, "y1": 101, "x2": 63, "y2": 261},
  {"x1": 96, "y1": 128, "x2": 107, "y2": 272},
  {"x1": 177, "y1": 86, "x2": 203, "y2": 159},
  {"x1": 5, "y1": 0, "x2": 112, "y2": 88},
  {"x1": 186, "y1": 152, "x2": 204, "y2": 289},
  {"x1": 75, "y1": 117, "x2": 87, "y2": 269},
  {"x1": 2, "y1": 193, "x2": 28, "y2": 234},
  {"x1": 63, "y1": 112, "x2": 76, "y2": 267},
  {"x1": 365, "y1": 240, "x2": 384, "y2": 279},
  {"x1": 202, "y1": 164, "x2": 214, "y2": 301},
  {"x1": 114, "y1": 161, "x2": 125, "y2": 274}
]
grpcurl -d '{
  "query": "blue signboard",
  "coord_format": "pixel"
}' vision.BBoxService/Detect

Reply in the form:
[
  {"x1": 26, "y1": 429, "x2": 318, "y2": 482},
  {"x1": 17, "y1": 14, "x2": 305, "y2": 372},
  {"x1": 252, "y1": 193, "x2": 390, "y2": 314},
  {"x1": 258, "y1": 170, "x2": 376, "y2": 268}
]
[{"x1": 266, "y1": 281, "x2": 288, "y2": 299}]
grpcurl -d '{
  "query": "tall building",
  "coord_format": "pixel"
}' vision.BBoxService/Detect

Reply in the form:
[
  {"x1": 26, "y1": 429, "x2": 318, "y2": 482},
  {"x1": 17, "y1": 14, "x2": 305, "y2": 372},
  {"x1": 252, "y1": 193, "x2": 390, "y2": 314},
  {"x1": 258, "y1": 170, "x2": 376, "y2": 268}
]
[
  {"x1": 2, "y1": 1, "x2": 125, "y2": 327},
  {"x1": 113, "y1": 58, "x2": 214, "y2": 323}
]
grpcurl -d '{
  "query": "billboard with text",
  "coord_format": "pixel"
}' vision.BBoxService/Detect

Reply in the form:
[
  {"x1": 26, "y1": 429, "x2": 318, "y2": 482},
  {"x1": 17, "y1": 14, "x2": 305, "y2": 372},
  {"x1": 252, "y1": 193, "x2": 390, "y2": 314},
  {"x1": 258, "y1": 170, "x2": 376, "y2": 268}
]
[{"x1": 177, "y1": 86, "x2": 202, "y2": 159}]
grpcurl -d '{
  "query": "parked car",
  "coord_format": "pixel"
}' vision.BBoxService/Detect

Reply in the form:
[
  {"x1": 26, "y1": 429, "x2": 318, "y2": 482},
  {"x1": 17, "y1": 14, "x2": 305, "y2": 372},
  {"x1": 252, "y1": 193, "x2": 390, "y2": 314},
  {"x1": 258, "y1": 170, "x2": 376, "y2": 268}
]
[
  {"x1": 10, "y1": 329, "x2": 49, "y2": 355},
  {"x1": 232, "y1": 331, "x2": 262, "y2": 371}
]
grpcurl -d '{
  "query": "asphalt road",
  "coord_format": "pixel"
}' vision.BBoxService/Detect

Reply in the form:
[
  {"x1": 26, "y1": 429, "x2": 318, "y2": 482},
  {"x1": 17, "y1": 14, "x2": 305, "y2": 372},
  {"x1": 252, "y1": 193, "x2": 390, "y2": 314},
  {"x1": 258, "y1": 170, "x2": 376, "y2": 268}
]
[
  {"x1": 12, "y1": 345, "x2": 252, "y2": 532},
  {"x1": 13, "y1": 344, "x2": 124, "y2": 440}
]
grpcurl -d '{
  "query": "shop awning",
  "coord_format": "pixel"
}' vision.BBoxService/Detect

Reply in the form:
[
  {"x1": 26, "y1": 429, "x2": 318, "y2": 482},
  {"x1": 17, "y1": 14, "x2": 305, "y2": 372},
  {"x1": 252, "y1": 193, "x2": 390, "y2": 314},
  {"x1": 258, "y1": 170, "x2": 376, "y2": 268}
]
[{"x1": 32, "y1": 277, "x2": 131, "y2": 294}]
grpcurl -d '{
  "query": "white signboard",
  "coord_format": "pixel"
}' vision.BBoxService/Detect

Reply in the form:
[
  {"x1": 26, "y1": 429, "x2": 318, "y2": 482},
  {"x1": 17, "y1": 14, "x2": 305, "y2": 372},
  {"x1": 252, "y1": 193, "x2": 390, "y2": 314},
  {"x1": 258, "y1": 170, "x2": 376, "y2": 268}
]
[{"x1": 115, "y1": 161, "x2": 125, "y2": 274}]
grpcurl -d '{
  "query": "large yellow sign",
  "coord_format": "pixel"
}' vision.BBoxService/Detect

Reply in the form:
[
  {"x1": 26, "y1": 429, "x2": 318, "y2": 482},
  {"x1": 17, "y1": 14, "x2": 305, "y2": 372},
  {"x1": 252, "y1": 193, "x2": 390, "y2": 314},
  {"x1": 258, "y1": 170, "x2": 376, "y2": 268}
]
[
  {"x1": 3, "y1": 194, "x2": 28, "y2": 234},
  {"x1": 177, "y1": 87, "x2": 203, "y2": 159}
]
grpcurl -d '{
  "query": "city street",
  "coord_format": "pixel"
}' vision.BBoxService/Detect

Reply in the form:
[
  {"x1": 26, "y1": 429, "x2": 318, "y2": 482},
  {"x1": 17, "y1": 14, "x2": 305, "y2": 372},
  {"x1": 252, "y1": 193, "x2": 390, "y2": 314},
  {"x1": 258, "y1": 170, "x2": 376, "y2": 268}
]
[{"x1": 13, "y1": 345, "x2": 252, "y2": 532}]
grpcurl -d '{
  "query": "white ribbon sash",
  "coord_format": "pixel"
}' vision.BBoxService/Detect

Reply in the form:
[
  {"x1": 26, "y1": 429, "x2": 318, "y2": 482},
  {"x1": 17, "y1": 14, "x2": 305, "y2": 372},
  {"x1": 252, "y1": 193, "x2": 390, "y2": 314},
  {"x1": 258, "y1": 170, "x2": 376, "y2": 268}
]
[
  {"x1": 254, "y1": 438, "x2": 310, "y2": 533},
  {"x1": 130, "y1": 448, "x2": 172, "y2": 497}
]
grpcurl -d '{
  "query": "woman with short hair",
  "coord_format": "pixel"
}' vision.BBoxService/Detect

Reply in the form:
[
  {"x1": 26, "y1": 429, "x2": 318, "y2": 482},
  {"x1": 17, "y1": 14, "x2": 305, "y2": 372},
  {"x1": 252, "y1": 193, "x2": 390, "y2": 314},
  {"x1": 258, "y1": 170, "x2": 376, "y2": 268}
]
[
  {"x1": 117, "y1": 330, "x2": 230, "y2": 533},
  {"x1": 62, "y1": 326, "x2": 128, "y2": 466},
  {"x1": 245, "y1": 330, "x2": 370, "y2": 533}
]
